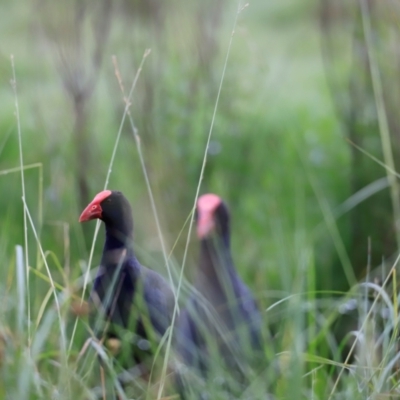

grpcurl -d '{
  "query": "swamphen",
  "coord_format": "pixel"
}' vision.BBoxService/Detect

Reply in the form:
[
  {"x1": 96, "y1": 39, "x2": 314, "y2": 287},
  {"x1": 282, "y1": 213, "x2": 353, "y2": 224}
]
[
  {"x1": 79, "y1": 190, "x2": 174, "y2": 372},
  {"x1": 176, "y1": 194, "x2": 265, "y2": 398}
]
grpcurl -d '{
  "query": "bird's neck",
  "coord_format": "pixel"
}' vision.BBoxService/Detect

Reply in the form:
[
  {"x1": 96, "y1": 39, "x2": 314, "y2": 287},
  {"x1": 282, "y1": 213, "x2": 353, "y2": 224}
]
[
  {"x1": 103, "y1": 224, "x2": 135, "y2": 260},
  {"x1": 199, "y1": 235, "x2": 234, "y2": 280},
  {"x1": 197, "y1": 236, "x2": 239, "y2": 315}
]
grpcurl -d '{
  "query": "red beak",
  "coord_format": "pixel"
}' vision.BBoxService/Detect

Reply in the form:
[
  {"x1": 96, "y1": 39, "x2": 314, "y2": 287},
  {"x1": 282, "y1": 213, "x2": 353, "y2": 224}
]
[
  {"x1": 196, "y1": 193, "x2": 222, "y2": 239},
  {"x1": 196, "y1": 209, "x2": 215, "y2": 239},
  {"x1": 79, "y1": 202, "x2": 102, "y2": 222},
  {"x1": 79, "y1": 190, "x2": 112, "y2": 222}
]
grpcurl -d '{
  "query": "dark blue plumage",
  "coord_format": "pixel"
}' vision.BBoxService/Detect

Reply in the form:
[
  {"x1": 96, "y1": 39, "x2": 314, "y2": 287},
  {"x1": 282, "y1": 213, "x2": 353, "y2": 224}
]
[
  {"x1": 80, "y1": 190, "x2": 174, "y2": 367},
  {"x1": 176, "y1": 194, "x2": 264, "y2": 397}
]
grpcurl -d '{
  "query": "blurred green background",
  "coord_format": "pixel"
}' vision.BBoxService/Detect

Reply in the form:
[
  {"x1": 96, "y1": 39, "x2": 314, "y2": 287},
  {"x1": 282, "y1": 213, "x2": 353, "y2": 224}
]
[{"x1": 1, "y1": 0, "x2": 400, "y2": 397}]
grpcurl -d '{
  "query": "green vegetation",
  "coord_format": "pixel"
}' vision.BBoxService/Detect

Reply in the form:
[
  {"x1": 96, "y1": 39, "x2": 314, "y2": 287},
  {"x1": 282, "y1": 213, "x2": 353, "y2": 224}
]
[{"x1": 1, "y1": 0, "x2": 400, "y2": 398}]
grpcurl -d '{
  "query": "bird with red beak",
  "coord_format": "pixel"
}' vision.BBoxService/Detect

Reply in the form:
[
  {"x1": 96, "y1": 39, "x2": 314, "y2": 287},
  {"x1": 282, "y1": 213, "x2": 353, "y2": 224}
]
[
  {"x1": 175, "y1": 193, "x2": 265, "y2": 398},
  {"x1": 79, "y1": 190, "x2": 174, "y2": 373}
]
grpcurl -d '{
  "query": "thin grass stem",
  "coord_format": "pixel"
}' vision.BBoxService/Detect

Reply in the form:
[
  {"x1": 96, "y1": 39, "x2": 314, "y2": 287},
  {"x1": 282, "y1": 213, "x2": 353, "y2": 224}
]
[
  {"x1": 359, "y1": 0, "x2": 400, "y2": 248},
  {"x1": 69, "y1": 49, "x2": 150, "y2": 354},
  {"x1": 22, "y1": 199, "x2": 67, "y2": 354},
  {"x1": 11, "y1": 55, "x2": 31, "y2": 349},
  {"x1": 328, "y1": 252, "x2": 400, "y2": 398},
  {"x1": 112, "y1": 51, "x2": 177, "y2": 296},
  {"x1": 156, "y1": 2, "x2": 245, "y2": 397}
]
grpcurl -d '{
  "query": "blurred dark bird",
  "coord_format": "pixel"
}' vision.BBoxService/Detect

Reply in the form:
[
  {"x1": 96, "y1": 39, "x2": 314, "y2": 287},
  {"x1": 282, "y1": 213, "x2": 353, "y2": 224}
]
[
  {"x1": 176, "y1": 193, "x2": 265, "y2": 398},
  {"x1": 79, "y1": 190, "x2": 174, "y2": 373}
]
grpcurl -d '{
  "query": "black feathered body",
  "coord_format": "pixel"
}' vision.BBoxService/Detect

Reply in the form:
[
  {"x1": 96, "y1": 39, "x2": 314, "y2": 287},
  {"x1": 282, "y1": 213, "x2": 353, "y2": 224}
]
[
  {"x1": 91, "y1": 250, "x2": 173, "y2": 344},
  {"x1": 176, "y1": 238, "x2": 263, "y2": 374},
  {"x1": 87, "y1": 191, "x2": 174, "y2": 368},
  {"x1": 176, "y1": 244, "x2": 264, "y2": 400},
  {"x1": 175, "y1": 199, "x2": 265, "y2": 399}
]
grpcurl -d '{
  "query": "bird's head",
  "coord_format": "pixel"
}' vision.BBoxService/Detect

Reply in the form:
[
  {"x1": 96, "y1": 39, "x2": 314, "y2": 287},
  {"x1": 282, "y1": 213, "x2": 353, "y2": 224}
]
[
  {"x1": 196, "y1": 193, "x2": 230, "y2": 241},
  {"x1": 79, "y1": 190, "x2": 133, "y2": 231}
]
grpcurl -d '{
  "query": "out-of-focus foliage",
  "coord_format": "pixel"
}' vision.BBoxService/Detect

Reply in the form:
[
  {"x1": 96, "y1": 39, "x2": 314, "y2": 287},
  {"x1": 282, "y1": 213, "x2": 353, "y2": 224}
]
[{"x1": 0, "y1": 0, "x2": 349, "y2": 290}]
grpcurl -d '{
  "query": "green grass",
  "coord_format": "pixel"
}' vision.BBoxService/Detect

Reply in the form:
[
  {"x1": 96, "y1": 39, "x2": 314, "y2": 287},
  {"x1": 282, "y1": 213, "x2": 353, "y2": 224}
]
[{"x1": 1, "y1": 0, "x2": 400, "y2": 398}]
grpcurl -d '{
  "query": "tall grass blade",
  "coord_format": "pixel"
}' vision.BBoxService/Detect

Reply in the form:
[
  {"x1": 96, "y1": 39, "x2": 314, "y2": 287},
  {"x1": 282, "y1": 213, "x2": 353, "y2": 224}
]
[
  {"x1": 15, "y1": 245, "x2": 25, "y2": 335},
  {"x1": 22, "y1": 198, "x2": 67, "y2": 354},
  {"x1": 11, "y1": 55, "x2": 31, "y2": 346},
  {"x1": 156, "y1": 2, "x2": 246, "y2": 398},
  {"x1": 112, "y1": 51, "x2": 177, "y2": 297},
  {"x1": 69, "y1": 49, "x2": 151, "y2": 353},
  {"x1": 359, "y1": 0, "x2": 400, "y2": 248},
  {"x1": 328, "y1": 252, "x2": 400, "y2": 398}
]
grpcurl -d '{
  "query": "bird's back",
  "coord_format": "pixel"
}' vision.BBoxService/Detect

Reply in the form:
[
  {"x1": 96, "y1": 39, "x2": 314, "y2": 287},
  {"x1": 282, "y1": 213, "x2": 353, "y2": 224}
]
[
  {"x1": 90, "y1": 255, "x2": 175, "y2": 371},
  {"x1": 141, "y1": 265, "x2": 175, "y2": 336},
  {"x1": 90, "y1": 251, "x2": 138, "y2": 332},
  {"x1": 175, "y1": 278, "x2": 264, "y2": 400}
]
